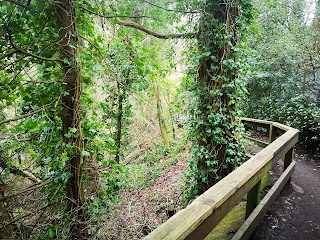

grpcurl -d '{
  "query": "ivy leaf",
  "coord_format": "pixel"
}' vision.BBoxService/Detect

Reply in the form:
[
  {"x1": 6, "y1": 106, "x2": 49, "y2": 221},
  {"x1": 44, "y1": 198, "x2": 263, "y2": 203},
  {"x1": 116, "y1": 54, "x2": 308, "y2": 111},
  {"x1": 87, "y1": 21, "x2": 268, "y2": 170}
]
[
  {"x1": 70, "y1": 128, "x2": 77, "y2": 133},
  {"x1": 81, "y1": 150, "x2": 90, "y2": 157}
]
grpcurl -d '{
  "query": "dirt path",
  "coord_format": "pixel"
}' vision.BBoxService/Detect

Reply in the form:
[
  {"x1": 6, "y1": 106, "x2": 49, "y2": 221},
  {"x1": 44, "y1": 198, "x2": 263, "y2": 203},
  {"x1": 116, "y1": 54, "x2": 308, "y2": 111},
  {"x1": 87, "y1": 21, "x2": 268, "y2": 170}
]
[{"x1": 254, "y1": 152, "x2": 320, "y2": 240}]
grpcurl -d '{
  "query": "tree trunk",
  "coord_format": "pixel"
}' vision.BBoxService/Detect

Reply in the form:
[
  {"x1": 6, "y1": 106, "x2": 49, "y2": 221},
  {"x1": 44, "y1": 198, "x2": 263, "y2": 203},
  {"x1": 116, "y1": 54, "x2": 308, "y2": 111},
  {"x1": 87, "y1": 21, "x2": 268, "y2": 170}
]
[
  {"x1": 56, "y1": 1, "x2": 87, "y2": 238},
  {"x1": 155, "y1": 83, "x2": 169, "y2": 147},
  {"x1": 195, "y1": 0, "x2": 241, "y2": 194},
  {"x1": 0, "y1": 181, "x2": 13, "y2": 239},
  {"x1": 115, "y1": 80, "x2": 125, "y2": 163},
  {"x1": 302, "y1": 68, "x2": 306, "y2": 94},
  {"x1": 167, "y1": 94, "x2": 176, "y2": 140}
]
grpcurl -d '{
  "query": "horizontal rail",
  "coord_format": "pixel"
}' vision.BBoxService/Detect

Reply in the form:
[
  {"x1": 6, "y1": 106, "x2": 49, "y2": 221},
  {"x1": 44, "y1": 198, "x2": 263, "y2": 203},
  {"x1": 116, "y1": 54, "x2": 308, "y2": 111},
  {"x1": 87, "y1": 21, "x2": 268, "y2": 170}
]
[
  {"x1": 241, "y1": 117, "x2": 295, "y2": 132},
  {"x1": 145, "y1": 118, "x2": 299, "y2": 240},
  {"x1": 245, "y1": 135, "x2": 268, "y2": 148}
]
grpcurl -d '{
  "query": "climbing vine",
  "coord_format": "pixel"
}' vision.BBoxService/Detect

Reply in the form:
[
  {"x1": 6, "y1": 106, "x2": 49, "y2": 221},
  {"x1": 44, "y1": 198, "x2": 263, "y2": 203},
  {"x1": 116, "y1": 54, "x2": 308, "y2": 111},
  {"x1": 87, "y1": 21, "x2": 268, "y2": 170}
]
[{"x1": 184, "y1": 0, "x2": 254, "y2": 200}]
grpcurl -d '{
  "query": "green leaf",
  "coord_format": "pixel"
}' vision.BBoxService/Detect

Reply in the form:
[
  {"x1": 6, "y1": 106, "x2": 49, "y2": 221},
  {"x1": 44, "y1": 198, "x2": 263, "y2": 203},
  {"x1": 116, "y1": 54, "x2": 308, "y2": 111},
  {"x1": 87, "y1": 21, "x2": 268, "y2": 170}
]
[
  {"x1": 81, "y1": 150, "x2": 90, "y2": 157},
  {"x1": 70, "y1": 128, "x2": 77, "y2": 133}
]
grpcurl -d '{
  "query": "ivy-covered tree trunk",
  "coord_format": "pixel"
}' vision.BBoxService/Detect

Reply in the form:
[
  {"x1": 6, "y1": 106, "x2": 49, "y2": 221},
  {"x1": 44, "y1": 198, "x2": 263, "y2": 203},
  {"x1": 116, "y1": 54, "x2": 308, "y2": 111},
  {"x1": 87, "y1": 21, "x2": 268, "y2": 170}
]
[
  {"x1": 56, "y1": 0, "x2": 87, "y2": 238},
  {"x1": 192, "y1": 0, "x2": 246, "y2": 195},
  {"x1": 115, "y1": 80, "x2": 125, "y2": 163}
]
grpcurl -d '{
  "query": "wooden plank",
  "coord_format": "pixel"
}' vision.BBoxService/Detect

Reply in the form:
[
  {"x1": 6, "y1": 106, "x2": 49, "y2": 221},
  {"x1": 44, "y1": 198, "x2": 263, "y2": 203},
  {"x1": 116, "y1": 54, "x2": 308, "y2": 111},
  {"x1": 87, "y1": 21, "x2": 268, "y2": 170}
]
[
  {"x1": 241, "y1": 118, "x2": 295, "y2": 132},
  {"x1": 245, "y1": 136, "x2": 268, "y2": 148},
  {"x1": 231, "y1": 161, "x2": 296, "y2": 240},
  {"x1": 272, "y1": 122, "x2": 295, "y2": 132},
  {"x1": 144, "y1": 126, "x2": 298, "y2": 240},
  {"x1": 241, "y1": 117, "x2": 272, "y2": 127}
]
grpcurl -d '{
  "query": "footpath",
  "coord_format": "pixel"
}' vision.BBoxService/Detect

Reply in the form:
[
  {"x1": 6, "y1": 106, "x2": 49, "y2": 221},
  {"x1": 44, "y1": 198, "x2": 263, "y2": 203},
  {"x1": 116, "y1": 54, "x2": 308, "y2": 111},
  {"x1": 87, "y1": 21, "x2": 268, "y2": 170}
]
[{"x1": 254, "y1": 151, "x2": 320, "y2": 240}]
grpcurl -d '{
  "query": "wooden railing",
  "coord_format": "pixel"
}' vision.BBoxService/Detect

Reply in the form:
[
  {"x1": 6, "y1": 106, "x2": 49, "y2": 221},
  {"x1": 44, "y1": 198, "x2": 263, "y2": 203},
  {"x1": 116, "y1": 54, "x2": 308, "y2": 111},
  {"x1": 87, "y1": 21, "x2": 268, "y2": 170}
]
[{"x1": 144, "y1": 118, "x2": 299, "y2": 240}]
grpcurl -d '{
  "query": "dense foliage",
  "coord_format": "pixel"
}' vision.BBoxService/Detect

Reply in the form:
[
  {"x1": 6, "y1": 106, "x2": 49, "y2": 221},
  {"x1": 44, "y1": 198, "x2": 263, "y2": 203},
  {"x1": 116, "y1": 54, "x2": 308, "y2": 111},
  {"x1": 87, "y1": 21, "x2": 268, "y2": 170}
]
[
  {"x1": 244, "y1": 0, "x2": 320, "y2": 154},
  {"x1": 0, "y1": 0, "x2": 319, "y2": 239}
]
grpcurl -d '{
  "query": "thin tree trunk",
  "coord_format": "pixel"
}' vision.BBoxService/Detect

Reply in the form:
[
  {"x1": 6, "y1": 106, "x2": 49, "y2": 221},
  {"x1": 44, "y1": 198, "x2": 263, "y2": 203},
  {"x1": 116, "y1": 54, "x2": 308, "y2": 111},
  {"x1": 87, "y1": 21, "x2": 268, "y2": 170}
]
[
  {"x1": 56, "y1": 1, "x2": 87, "y2": 238},
  {"x1": 155, "y1": 83, "x2": 169, "y2": 147},
  {"x1": 302, "y1": 68, "x2": 306, "y2": 94},
  {"x1": 167, "y1": 94, "x2": 176, "y2": 140},
  {"x1": 0, "y1": 181, "x2": 13, "y2": 239},
  {"x1": 115, "y1": 81, "x2": 124, "y2": 163}
]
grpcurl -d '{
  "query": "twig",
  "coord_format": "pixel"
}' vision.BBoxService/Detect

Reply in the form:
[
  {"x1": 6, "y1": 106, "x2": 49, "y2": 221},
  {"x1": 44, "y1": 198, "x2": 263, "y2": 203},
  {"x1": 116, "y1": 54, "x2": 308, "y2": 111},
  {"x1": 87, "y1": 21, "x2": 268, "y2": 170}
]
[
  {"x1": 16, "y1": 47, "x2": 63, "y2": 63},
  {"x1": 5, "y1": 28, "x2": 63, "y2": 63}
]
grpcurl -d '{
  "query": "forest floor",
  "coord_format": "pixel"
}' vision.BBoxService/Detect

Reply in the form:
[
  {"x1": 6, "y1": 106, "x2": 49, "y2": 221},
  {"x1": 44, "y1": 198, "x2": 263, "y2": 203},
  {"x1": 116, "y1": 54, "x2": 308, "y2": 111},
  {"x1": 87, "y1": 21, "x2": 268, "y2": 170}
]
[{"x1": 101, "y1": 145, "x2": 191, "y2": 239}]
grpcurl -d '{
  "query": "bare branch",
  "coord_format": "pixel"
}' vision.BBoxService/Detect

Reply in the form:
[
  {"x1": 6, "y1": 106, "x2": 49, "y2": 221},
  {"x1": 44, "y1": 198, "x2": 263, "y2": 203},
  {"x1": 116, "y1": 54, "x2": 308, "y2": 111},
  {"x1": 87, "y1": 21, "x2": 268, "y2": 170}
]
[
  {"x1": 78, "y1": 6, "x2": 196, "y2": 39},
  {"x1": 1, "y1": 202, "x2": 56, "y2": 228},
  {"x1": 0, "y1": 179, "x2": 52, "y2": 202},
  {"x1": 117, "y1": 21, "x2": 196, "y2": 39},
  {"x1": 17, "y1": 47, "x2": 64, "y2": 63},
  {"x1": 0, "y1": 49, "x2": 20, "y2": 61},
  {"x1": 0, "y1": 105, "x2": 54, "y2": 125}
]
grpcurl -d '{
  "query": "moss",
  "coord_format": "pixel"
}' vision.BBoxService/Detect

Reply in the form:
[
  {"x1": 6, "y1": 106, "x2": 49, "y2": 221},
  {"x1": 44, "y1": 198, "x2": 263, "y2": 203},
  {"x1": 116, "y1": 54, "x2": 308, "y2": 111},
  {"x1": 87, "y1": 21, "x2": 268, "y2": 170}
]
[
  {"x1": 204, "y1": 201, "x2": 246, "y2": 240},
  {"x1": 204, "y1": 171, "x2": 272, "y2": 240}
]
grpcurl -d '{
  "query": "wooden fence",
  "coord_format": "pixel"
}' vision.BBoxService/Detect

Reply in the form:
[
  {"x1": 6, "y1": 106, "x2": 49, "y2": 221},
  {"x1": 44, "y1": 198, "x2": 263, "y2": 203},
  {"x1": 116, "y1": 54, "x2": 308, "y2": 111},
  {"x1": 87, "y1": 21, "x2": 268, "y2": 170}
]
[{"x1": 144, "y1": 118, "x2": 299, "y2": 240}]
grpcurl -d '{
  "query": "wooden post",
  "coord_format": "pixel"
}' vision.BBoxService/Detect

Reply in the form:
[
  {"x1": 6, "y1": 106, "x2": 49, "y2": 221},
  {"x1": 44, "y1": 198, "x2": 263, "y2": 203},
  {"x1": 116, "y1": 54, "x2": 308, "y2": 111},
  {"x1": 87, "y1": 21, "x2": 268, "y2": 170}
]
[
  {"x1": 268, "y1": 124, "x2": 276, "y2": 144},
  {"x1": 284, "y1": 147, "x2": 294, "y2": 184},
  {"x1": 245, "y1": 180, "x2": 261, "y2": 240},
  {"x1": 246, "y1": 180, "x2": 261, "y2": 219}
]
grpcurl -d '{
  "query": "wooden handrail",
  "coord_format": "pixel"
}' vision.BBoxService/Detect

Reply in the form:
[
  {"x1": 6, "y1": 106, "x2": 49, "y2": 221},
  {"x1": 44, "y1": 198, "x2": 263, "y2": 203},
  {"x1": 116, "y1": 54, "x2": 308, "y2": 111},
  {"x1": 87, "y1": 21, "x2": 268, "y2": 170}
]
[{"x1": 144, "y1": 118, "x2": 299, "y2": 240}]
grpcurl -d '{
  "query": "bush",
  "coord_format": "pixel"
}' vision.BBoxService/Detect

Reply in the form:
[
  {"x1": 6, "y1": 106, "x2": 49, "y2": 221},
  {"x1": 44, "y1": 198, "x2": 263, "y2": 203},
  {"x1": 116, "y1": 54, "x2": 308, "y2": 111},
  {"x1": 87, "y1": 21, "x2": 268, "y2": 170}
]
[
  {"x1": 245, "y1": 95, "x2": 320, "y2": 155},
  {"x1": 277, "y1": 96, "x2": 320, "y2": 153}
]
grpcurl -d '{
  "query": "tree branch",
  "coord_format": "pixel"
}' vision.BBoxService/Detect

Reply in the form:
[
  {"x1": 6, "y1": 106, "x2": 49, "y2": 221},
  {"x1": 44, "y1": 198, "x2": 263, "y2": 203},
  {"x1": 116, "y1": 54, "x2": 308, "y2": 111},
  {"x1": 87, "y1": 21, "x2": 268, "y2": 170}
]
[
  {"x1": 117, "y1": 21, "x2": 196, "y2": 39},
  {"x1": 79, "y1": 6, "x2": 161, "y2": 21},
  {"x1": 17, "y1": 47, "x2": 64, "y2": 63},
  {"x1": 0, "y1": 179, "x2": 52, "y2": 202},
  {"x1": 78, "y1": 6, "x2": 196, "y2": 39},
  {"x1": 0, "y1": 49, "x2": 20, "y2": 61},
  {"x1": 5, "y1": 29, "x2": 63, "y2": 63},
  {"x1": 0, "y1": 158, "x2": 41, "y2": 183},
  {"x1": 1, "y1": 202, "x2": 56, "y2": 228},
  {"x1": 0, "y1": 105, "x2": 54, "y2": 125},
  {"x1": 141, "y1": 0, "x2": 199, "y2": 14}
]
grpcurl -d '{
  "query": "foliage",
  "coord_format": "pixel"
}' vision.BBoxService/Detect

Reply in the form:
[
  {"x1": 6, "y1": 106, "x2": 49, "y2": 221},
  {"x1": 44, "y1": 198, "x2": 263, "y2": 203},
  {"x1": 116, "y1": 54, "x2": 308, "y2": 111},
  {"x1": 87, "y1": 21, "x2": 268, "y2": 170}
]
[
  {"x1": 244, "y1": 0, "x2": 320, "y2": 154},
  {"x1": 2, "y1": 0, "x2": 318, "y2": 238}
]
